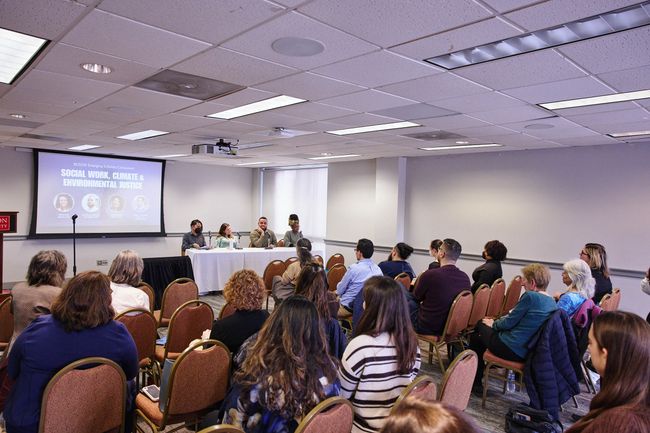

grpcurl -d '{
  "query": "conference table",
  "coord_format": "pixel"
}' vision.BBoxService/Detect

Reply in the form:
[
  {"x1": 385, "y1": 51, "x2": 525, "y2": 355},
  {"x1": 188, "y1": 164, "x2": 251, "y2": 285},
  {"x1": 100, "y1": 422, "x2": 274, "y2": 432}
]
[{"x1": 186, "y1": 246, "x2": 325, "y2": 294}]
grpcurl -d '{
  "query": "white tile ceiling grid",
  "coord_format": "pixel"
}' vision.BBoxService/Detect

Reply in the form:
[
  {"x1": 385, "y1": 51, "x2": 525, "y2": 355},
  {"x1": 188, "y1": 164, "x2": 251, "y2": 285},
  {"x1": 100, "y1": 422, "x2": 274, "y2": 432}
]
[{"x1": 0, "y1": 0, "x2": 649, "y2": 166}]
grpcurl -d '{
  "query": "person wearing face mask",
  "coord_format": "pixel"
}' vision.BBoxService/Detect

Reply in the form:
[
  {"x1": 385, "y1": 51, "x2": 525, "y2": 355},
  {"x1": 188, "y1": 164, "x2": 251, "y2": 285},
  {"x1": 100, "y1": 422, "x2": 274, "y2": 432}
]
[
  {"x1": 181, "y1": 219, "x2": 206, "y2": 252},
  {"x1": 470, "y1": 240, "x2": 507, "y2": 293}
]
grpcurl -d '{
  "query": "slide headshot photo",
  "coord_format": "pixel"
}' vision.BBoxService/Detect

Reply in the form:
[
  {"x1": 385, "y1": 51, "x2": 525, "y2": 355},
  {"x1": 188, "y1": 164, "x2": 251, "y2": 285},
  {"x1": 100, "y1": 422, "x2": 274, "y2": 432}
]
[
  {"x1": 109, "y1": 195, "x2": 124, "y2": 213},
  {"x1": 53, "y1": 193, "x2": 74, "y2": 213},
  {"x1": 82, "y1": 194, "x2": 101, "y2": 213},
  {"x1": 133, "y1": 195, "x2": 148, "y2": 212}
]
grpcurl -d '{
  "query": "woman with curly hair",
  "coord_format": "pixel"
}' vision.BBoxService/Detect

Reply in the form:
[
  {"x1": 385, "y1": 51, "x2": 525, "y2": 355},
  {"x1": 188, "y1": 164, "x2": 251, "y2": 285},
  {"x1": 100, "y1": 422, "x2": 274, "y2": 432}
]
[
  {"x1": 222, "y1": 295, "x2": 340, "y2": 433},
  {"x1": 566, "y1": 311, "x2": 650, "y2": 433},
  {"x1": 210, "y1": 269, "x2": 269, "y2": 355}
]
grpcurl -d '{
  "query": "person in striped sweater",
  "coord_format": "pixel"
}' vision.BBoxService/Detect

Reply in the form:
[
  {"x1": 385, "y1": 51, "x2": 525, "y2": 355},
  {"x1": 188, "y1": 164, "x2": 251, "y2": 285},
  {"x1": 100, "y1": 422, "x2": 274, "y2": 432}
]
[{"x1": 339, "y1": 276, "x2": 421, "y2": 433}]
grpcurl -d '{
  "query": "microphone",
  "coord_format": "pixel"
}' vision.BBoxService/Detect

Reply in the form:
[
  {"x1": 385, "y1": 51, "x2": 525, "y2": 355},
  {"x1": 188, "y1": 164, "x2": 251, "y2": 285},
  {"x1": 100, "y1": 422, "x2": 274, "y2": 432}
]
[
  {"x1": 236, "y1": 231, "x2": 241, "y2": 240},
  {"x1": 71, "y1": 214, "x2": 78, "y2": 221}
]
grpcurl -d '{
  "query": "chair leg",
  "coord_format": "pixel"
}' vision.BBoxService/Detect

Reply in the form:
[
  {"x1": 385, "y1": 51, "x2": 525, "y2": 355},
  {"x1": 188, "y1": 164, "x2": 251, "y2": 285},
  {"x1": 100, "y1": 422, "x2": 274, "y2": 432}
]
[
  {"x1": 482, "y1": 362, "x2": 491, "y2": 408},
  {"x1": 428, "y1": 342, "x2": 433, "y2": 365},
  {"x1": 433, "y1": 344, "x2": 445, "y2": 373},
  {"x1": 573, "y1": 396, "x2": 579, "y2": 408}
]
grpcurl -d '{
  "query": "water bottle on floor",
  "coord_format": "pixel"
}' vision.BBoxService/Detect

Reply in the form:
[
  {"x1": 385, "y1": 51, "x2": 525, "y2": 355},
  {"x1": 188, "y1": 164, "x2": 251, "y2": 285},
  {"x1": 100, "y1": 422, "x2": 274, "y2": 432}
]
[{"x1": 506, "y1": 370, "x2": 516, "y2": 392}]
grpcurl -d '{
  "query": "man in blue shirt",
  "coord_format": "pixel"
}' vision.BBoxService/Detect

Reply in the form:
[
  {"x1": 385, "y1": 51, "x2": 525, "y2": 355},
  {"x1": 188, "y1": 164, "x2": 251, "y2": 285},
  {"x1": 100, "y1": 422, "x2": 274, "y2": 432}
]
[{"x1": 336, "y1": 238, "x2": 382, "y2": 318}]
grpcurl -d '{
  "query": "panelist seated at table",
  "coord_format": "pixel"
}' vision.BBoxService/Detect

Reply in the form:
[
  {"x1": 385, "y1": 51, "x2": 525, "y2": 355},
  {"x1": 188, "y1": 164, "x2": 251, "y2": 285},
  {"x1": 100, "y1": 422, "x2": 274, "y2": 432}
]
[
  {"x1": 249, "y1": 216, "x2": 277, "y2": 248},
  {"x1": 282, "y1": 213, "x2": 303, "y2": 247},
  {"x1": 181, "y1": 219, "x2": 206, "y2": 252},
  {"x1": 213, "y1": 222, "x2": 239, "y2": 248}
]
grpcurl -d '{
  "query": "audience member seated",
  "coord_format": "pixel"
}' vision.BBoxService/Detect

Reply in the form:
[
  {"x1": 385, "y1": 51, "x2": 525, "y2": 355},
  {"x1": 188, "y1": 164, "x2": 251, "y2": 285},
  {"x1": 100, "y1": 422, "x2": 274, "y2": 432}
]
[
  {"x1": 221, "y1": 296, "x2": 340, "y2": 432},
  {"x1": 470, "y1": 240, "x2": 507, "y2": 293},
  {"x1": 108, "y1": 250, "x2": 149, "y2": 315},
  {"x1": 249, "y1": 216, "x2": 277, "y2": 248},
  {"x1": 427, "y1": 239, "x2": 443, "y2": 270},
  {"x1": 272, "y1": 238, "x2": 313, "y2": 301},
  {"x1": 565, "y1": 311, "x2": 650, "y2": 433},
  {"x1": 469, "y1": 263, "x2": 557, "y2": 393},
  {"x1": 378, "y1": 242, "x2": 416, "y2": 279},
  {"x1": 181, "y1": 219, "x2": 206, "y2": 252},
  {"x1": 337, "y1": 238, "x2": 382, "y2": 319},
  {"x1": 9, "y1": 250, "x2": 66, "y2": 348},
  {"x1": 554, "y1": 259, "x2": 595, "y2": 317},
  {"x1": 340, "y1": 276, "x2": 421, "y2": 433},
  {"x1": 4, "y1": 271, "x2": 138, "y2": 433},
  {"x1": 379, "y1": 398, "x2": 480, "y2": 433},
  {"x1": 408, "y1": 238, "x2": 470, "y2": 335},
  {"x1": 642, "y1": 267, "x2": 650, "y2": 323},
  {"x1": 295, "y1": 263, "x2": 347, "y2": 359},
  {"x1": 282, "y1": 213, "x2": 303, "y2": 247},
  {"x1": 579, "y1": 243, "x2": 612, "y2": 304},
  {"x1": 213, "y1": 222, "x2": 238, "y2": 248},
  {"x1": 210, "y1": 269, "x2": 269, "y2": 356}
]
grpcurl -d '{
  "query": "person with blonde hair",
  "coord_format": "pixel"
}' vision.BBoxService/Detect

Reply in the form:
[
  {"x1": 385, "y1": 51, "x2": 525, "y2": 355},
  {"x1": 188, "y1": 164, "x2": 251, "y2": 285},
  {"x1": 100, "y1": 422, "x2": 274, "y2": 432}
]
[
  {"x1": 555, "y1": 259, "x2": 596, "y2": 316},
  {"x1": 579, "y1": 243, "x2": 612, "y2": 304},
  {"x1": 210, "y1": 269, "x2": 269, "y2": 356},
  {"x1": 379, "y1": 398, "x2": 480, "y2": 433},
  {"x1": 107, "y1": 249, "x2": 149, "y2": 314}
]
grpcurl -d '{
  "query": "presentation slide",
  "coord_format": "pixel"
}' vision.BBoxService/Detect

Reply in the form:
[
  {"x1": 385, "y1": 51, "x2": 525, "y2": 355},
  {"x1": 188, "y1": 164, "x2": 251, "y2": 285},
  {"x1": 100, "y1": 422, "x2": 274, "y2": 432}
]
[{"x1": 30, "y1": 150, "x2": 165, "y2": 237}]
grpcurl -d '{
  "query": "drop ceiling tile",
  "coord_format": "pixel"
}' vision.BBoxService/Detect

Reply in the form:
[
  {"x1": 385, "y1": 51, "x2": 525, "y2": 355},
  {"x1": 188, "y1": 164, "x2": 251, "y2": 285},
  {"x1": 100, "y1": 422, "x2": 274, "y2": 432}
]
[
  {"x1": 564, "y1": 107, "x2": 650, "y2": 130},
  {"x1": 229, "y1": 111, "x2": 312, "y2": 128},
  {"x1": 502, "y1": 76, "x2": 613, "y2": 104},
  {"x1": 174, "y1": 102, "x2": 232, "y2": 117},
  {"x1": 289, "y1": 120, "x2": 351, "y2": 132},
  {"x1": 83, "y1": 87, "x2": 199, "y2": 120},
  {"x1": 504, "y1": 0, "x2": 641, "y2": 32},
  {"x1": 256, "y1": 72, "x2": 364, "y2": 101},
  {"x1": 378, "y1": 74, "x2": 489, "y2": 102},
  {"x1": 325, "y1": 113, "x2": 402, "y2": 128},
  {"x1": 0, "y1": 109, "x2": 59, "y2": 124},
  {"x1": 209, "y1": 88, "x2": 278, "y2": 106},
  {"x1": 119, "y1": 114, "x2": 219, "y2": 133},
  {"x1": 30, "y1": 122, "x2": 103, "y2": 139},
  {"x1": 408, "y1": 114, "x2": 490, "y2": 130},
  {"x1": 551, "y1": 135, "x2": 619, "y2": 146},
  {"x1": 581, "y1": 119, "x2": 650, "y2": 135},
  {"x1": 222, "y1": 12, "x2": 378, "y2": 70},
  {"x1": 597, "y1": 65, "x2": 650, "y2": 93},
  {"x1": 172, "y1": 47, "x2": 298, "y2": 87},
  {"x1": 545, "y1": 101, "x2": 640, "y2": 116},
  {"x1": 318, "y1": 90, "x2": 415, "y2": 113},
  {"x1": 433, "y1": 91, "x2": 526, "y2": 113},
  {"x1": 448, "y1": 124, "x2": 519, "y2": 138},
  {"x1": 99, "y1": 0, "x2": 284, "y2": 44},
  {"x1": 271, "y1": 102, "x2": 357, "y2": 121},
  {"x1": 0, "y1": 99, "x2": 77, "y2": 117},
  {"x1": 469, "y1": 105, "x2": 551, "y2": 124},
  {"x1": 371, "y1": 104, "x2": 457, "y2": 120},
  {"x1": 391, "y1": 17, "x2": 522, "y2": 60},
  {"x1": 480, "y1": 0, "x2": 542, "y2": 13},
  {"x1": 0, "y1": 0, "x2": 87, "y2": 40},
  {"x1": 35, "y1": 43, "x2": 161, "y2": 86},
  {"x1": 61, "y1": 10, "x2": 212, "y2": 68},
  {"x1": 312, "y1": 51, "x2": 440, "y2": 88},
  {"x1": 189, "y1": 121, "x2": 267, "y2": 138},
  {"x1": 299, "y1": 0, "x2": 492, "y2": 48},
  {"x1": 455, "y1": 50, "x2": 586, "y2": 90}
]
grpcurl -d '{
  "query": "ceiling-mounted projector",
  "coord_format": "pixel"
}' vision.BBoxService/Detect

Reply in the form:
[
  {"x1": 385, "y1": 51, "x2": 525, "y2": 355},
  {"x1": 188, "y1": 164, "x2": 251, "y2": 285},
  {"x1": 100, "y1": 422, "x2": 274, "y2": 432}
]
[{"x1": 192, "y1": 138, "x2": 239, "y2": 156}]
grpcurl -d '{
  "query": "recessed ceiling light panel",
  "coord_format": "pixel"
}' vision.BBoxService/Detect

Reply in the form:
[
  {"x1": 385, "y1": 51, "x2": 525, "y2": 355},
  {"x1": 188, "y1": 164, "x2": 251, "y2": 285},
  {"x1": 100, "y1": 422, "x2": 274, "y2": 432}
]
[
  {"x1": 419, "y1": 143, "x2": 502, "y2": 151},
  {"x1": 308, "y1": 154, "x2": 360, "y2": 160},
  {"x1": 117, "y1": 130, "x2": 169, "y2": 140},
  {"x1": 68, "y1": 144, "x2": 101, "y2": 151},
  {"x1": 607, "y1": 130, "x2": 650, "y2": 138},
  {"x1": 236, "y1": 161, "x2": 270, "y2": 166},
  {"x1": 0, "y1": 27, "x2": 49, "y2": 84},
  {"x1": 539, "y1": 89, "x2": 650, "y2": 110},
  {"x1": 155, "y1": 154, "x2": 189, "y2": 158},
  {"x1": 10, "y1": 113, "x2": 26, "y2": 119},
  {"x1": 80, "y1": 63, "x2": 112, "y2": 74},
  {"x1": 326, "y1": 121, "x2": 420, "y2": 136},
  {"x1": 207, "y1": 95, "x2": 306, "y2": 119}
]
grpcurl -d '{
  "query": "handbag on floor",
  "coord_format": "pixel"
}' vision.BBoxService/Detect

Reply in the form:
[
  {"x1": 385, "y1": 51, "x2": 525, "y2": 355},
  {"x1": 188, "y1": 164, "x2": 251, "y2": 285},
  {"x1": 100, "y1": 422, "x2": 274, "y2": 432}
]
[{"x1": 505, "y1": 403, "x2": 562, "y2": 433}]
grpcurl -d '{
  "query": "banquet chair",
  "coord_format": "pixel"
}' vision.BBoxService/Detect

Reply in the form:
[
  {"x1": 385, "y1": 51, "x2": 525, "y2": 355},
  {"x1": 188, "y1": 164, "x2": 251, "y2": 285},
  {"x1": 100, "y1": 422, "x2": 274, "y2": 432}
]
[
  {"x1": 417, "y1": 290, "x2": 473, "y2": 373},
  {"x1": 325, "y1": 253, "x2": 344, "y2": 270},
  {"x1": 218, "y1": 302, "x2": 236, "y2": 320},
  {"x1": 116, "y1": 308, "x2": 159, "y2": 387},
  {"x1": 390, "y1": 375, "x2": 438, "y2": 415},
  {"x1": 394, "y1": 272, "x2": 412, "y2": 290},
  {"x1": 136, "y1": 340, "x2": 231, "y2": 433},
  {"x1": 481, "y1": 350, "x2": 525, "y2": 408},
  {"x1": 439, "y1": 349, "x2": 478, "y2": 411},
  {"x1": 411, "y1": 270, "x2": 427, "y2": 293},
  {"x1": 197, "y1": 426, "x2": 245, "y2": 433},
  {"x1": 313, "y1": 255, "x2": 324, "y2": 266},
  {"x1": 137, "y1": 282, "x2": 156, "y2": 312},
  {"x1": 466, "y1": 284, "x2": 489, "y2": 333},
  {"x1": 500, "y1": 276, "x2": 523, "y2": 316},
  {"x1": 263, "y1": 260, "x2": 286, "y2": 310},
  {"x1": 294, "y1": 397, "x2": 354, "y2": 433},
  {"x1": 39, "y1": 357, "x2": 127, "y2": 433},
  {"x1": 0, "y1": 297, "x2": 14, "y2": 352},
  {"x1": 326, "y1": 264, "x2": 346, "y2": 292},
  {"x1": 284, "y1": 256, "x2": 299, "y2": 267},
  {"x1": 277, "y1": 239, "x2": 285, "y2": 247},
  {"x1": 154, "y1": 278, "x2": 199, "y2": 328},
  {"x1": 485, "y1": 278, "x2": 506, "y2": 318},
  {"x1": 599, "y1": 288, "x2": 620, "y2": 311},
  {"x1": 155, "y1": 300, "x2": 214, "y2": 365}
]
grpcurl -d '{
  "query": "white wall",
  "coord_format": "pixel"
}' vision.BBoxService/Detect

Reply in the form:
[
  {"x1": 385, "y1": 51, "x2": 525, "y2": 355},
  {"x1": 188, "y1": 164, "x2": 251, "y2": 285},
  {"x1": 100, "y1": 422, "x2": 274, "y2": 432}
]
[{"x1": 1, "y1": 147, "x2": 254, "y2": 284}]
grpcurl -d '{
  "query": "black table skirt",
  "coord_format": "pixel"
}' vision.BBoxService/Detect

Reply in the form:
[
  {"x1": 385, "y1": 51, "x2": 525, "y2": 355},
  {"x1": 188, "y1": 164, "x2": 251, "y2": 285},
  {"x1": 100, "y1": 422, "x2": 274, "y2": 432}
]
[{"x1": 142, "y1": 256, "x2": 194, "y2": 309}]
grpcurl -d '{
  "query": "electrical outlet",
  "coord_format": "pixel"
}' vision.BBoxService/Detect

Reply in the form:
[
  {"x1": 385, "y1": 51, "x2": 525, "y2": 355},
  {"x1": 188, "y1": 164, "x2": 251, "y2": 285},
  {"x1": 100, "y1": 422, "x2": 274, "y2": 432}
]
[{"x1": 96, "y1": 259, "x2": 109, "y2": 266}]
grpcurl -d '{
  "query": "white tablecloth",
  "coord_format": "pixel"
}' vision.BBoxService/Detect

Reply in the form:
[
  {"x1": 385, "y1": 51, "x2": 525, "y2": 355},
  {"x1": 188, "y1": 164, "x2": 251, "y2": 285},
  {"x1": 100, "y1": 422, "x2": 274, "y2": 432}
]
[{"x1": 186, "y1": 246, "x2": 324, "y2": 294}]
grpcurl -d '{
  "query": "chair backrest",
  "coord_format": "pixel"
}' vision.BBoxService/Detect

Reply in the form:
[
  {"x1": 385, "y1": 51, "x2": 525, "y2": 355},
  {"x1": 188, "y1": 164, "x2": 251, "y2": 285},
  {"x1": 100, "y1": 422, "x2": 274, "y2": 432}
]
[
  {"x1": 160, "y1": 278, "x2": 199, "y2": 321},
  {"x1": 501, "y1": 275, "x2": 522, "y2": 316},
  {"x1": 294, "y1": 396, "x2": 354, "y2": 433},
  {"x1": 263, "y1": 260, "x2": 287, "y2": 294},
  {"x1": 394, "y1": 273, "x2": 412, "y2": 291},
  {"x1": 277, "y1": 239, "x2": 286, "y2": 247},
  {"x1": 467, "y1": 284, "x2": 490, "y2": 329},
  {"x1": 0, "y1": 296, "x2": 14, "y2": 345},
  {"x1": 313, "y1": 255, "x2": 324, "y2": 266},
  {"x1": 439, "y1": 350, "x2": 478, "y2": 411},
  {"x1": 326, "y1": 264, "x2": 347, "y2": 292},
  {"x1": 165, "y1": 301, "x2": 214, "y2": 357},
  {"x1": 39, "y1": 357, "x2": 126, "y2": 433},
  {"x1": 326, "y1": 291, "x2": 339, "y2": 319},
  {"x1": 599, "y1": 289, "x2": 620, "y2": 311},
  {"x1": 164, "y1": 340, "x2": 231, "y2": 422},
  {"x1": 441, "y1": 290, "x2": 473, "y2": 341},
  {"x1": 137, "y1": 282, "x2": 156, "y2": 312},
  {"x1": 610, "y1": 288, "x2": 621, "y2": 310},
  {"x1": 284, "y1": 256, "x2": 299, "y2": 267},
  {"x1": 197, "y1": 425, "x2": 245, "y2": 433},
  {"x1": 485, "y1": 278, "x2": 506, "y2": 318},
  {"x1": 115, "y1": 308, "x2": 157, "y2": 364},
  {"x1": 390, "y1": 375, "x2": 437, "y2": 415},
  {"x1": 218, "y1": 302, "x2": 237, "y2": 320},
  {"x1": 325, "y1": 253, "x2": 344, "y2": 270}
]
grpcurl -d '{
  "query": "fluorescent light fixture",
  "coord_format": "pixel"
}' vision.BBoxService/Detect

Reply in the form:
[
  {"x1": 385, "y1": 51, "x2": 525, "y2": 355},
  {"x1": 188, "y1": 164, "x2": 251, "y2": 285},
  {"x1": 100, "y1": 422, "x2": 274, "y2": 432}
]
[
  {"x1": 0, "y1": 27, "x2": 48, "y2": 84},
  {"x1": 155, "y1": 154, "x2": 189, "y2": 158},
  {"x1": 206, "y1": 95, "x2": 306, "y2": 119},
  {"x1": 68, "y1": 144, "x2": 101, "y2": 151},
  {"x1": 236, "y1": 161, "x2": 270, "y2": 166},
  {"x1": 539, "y1": 89, "x2": 650, "y2": 110},
  {"x1": 10, "y1": 113, "x2": 26, "y2": 119},
  {"x1": 326, "y1": 121, "x2": 420, "y2": 136},
  {"x1": 117, "y1": 130, "x2": 169, "y2": 140},
  {"x1": 80, "y1": 63, "x2": 112, "y2": 74},
  {"x1": 425, "y1": 2, "x2": 650, "y2": 69},
  {"x1": 308, "y1": 154, "x2": 360, "y2": 160},
  {"x1": 419, "y1": 143, "x2": 502, "y2": 151},
  {"x1": 607, "y1": 130, "x2": 650, "y2": 138}
]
